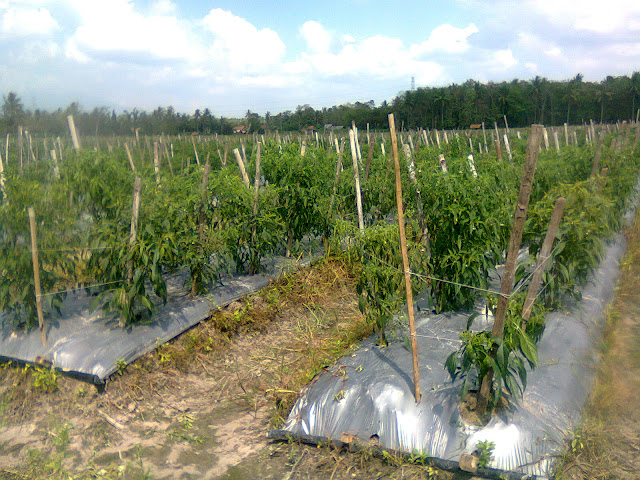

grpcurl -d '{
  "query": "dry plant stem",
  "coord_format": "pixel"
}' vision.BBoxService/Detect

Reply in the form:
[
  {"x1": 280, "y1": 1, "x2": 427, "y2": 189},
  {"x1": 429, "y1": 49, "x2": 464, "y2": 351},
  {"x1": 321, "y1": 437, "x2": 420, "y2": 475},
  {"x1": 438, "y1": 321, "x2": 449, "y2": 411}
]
[
  {"x1": 28, "y1": 207, "x2": 47, "y2": 346},
  {"x1": 478, "y1": 124, "x2": 543, "y2": 414},
  {"x1": 388, "y1": 113, "x2": 421, "y2": 404},
  {"x1": 521, "y1": 197, "x2": 566, "y2": 327}
]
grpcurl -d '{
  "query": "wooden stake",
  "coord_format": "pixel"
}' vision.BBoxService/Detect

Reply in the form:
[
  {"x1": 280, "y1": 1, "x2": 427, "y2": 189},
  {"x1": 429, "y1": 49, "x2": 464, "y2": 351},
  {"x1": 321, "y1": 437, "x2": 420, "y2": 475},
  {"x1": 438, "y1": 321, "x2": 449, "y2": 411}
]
[
  {"x1": 129, "y1": 178, "x2": 142, "y2": 246},
  {"x1": 233, "y1": 148, "x2": 250, "y2": 188},
  {"x1": 389, "y1": 113, "x2": 421, "y2": 404},
  {"x1": 477, "y1": 124, "x2": 543, "y2": 414},
  {"x1": 467, "y1": 153, "x2": 478, "y2": 178},
  {"x1": 153, "y1": 142, "x2": 161, "y2": 187},
  {"x1": 18, "y1": 126, "x2": 23, "y2": 171},
  {"x1": 328, "y1": 138, "x2": 343, "y2": 220},
  {"x1": 28, "y1": 207, "x2": 47, "y2": 346},
  {"x1": 67, "y1": 115, "x2": 81, "y2": 150},
  {"x1": 553, "y1": 130, "x2": 560, "y2": 154},
  {"x1": 349, "y1": 129, "x2": 364, "y2": 232},
  {"x1": 590, "y1": 133, "x2": 604, "y2": 178},
  {"x1": 191, "y1": 136, "x2": 200, "y2": 165},
  {"x1": 438, "y1": 154, "x2": 448, "y2": 173},
  {"x1": 482, "y1": 122, "x2": 487, "y2": 152},
  {"x1": 124, "y1": 143, "x2": 136, "y2": 172},
  {"x1": 253, "y1": 143, "x2": 262, "y2": 216},
  {"x1": 521, "y1": 197, "x2": 566, "y2": 327},
  {"x1": 0, "y1": 147, "x2": 6, "y2": 201},
  {"x1": 50, "y1": 149, "x2": 59, "y2": 179},
  {"x1": 495, "y1": 139, "x2": 502, "y2": 161},
  {"x1": 503, "y1": 133, "x2": 513, "y2": 163},
  {"x1": 364, "y1": 140, "x2": 374, "y2": 181}
]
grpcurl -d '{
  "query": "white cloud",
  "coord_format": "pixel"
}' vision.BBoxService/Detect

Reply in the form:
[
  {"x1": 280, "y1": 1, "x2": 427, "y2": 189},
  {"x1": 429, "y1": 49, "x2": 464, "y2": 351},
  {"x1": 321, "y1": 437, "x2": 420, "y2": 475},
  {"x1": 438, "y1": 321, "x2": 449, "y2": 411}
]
[
  {"x1": 300, "y1": 20, "x2": 331, "y2": 53},
  {"x1": 65, "y1": 0, "x2": 200, "y2": 63},
  {"x1": 526, "y1": 0, "x2": 640, "y2": 33},
  {"x1": 493, "y1": 49, "x2": 517, "y2": 69},
  {"x1": 202, "y1": 8, "x2": 285, "y2": 73},
  {"x1": 149, "y1": 0, "x2": 177, "y2": 16},
  {"x1": 413, "y1": 23, "x2": 478, "y2": 55},
  {"x1": 0, "y1": 6, "x2": 58, "y2": 36}
]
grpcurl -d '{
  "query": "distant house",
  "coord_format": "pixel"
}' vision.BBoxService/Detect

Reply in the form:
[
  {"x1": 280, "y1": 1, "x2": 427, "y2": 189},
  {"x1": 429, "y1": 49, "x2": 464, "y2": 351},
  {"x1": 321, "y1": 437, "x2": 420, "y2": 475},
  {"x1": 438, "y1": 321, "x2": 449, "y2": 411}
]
[
  {"x1": 232, "y1": 126, "x2": 248, "y2": 134},
  {"x1": 303, "y1": 125, "x2": 317, "y2": 134},
  {"x1": 469, "y1": 124, "x2": 482, "y2": 130},
  {"x1": 323, "y1": 124, "x2": 344, "y2": 131}
]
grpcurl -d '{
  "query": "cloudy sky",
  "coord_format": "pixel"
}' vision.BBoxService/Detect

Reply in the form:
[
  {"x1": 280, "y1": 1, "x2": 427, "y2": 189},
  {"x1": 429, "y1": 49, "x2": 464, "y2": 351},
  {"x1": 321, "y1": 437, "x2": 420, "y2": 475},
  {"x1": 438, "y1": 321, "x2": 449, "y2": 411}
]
[{"x1": 1, "y1": 0, "x2": 639, "y2": 117}]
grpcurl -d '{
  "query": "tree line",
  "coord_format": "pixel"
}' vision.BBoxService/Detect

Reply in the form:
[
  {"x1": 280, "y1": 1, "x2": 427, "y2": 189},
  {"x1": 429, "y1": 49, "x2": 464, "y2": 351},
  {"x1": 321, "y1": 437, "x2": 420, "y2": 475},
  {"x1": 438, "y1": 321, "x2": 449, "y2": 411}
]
[{"x1": 2, "y1": 73, "x2": 639, "y2": 137}]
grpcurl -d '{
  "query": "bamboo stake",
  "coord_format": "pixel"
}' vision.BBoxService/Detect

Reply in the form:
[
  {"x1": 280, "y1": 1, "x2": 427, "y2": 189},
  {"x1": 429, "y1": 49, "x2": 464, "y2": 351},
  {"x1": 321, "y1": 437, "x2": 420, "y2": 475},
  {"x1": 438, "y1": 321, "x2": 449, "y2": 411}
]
[
  {"x1": 543, "y1": 128, "x2": 549, "y2": 150},
  {"x1": 233, "y1": 148, "x2": 250, "y2": 188},
  {"x1": 349, "y1": 129, "x2": 364, "y2": 232},
  {"x1": 56, "y1": 137, "x2": 63, "y2": 162},
  {"x1": 153, "y1": 142, "x2": 161, "y2": 187},
  {"x1": 163, "y1": 141, "x2": 174, "y2": 176},
  {"x1": 18, "y1": 126, "x2": 23, "y2": 171},
  {"x1": 503, "y1": 133, "x2": 513, "y2": 163},
  {"x1": 129, "y1": 178, "x2": 142, "y2": 246},
  {"x1": 252, "y1": 143, "x2": 262, "y2": 215},
  {"x1": 364, "y1": 139, "x2": 374, "y2": 181},
  {"x1": 124, "y1": 143, "x2": 136, "y2": 172},
  {"x1": 590, "y1": 133, "x2": 604, "y2": 178},
  {"x1": 521, "y1": 197, "x2": 566, "y2": 328},
  {"x1": 0, "y1": 147, "x2": 6, "y2": 201},
  {"x1": 467, "y1": 153, "x2": 478, "y2": 178},
  {"x1": 389, "y1": 113, "x2": 421, "y2": 404},
  {"x1": 482, "y1": 122, "x2": 487, "y2": 152},
  {"x1": 438, "y1": 154, "x2": 448, "y2": 173},
  {"x1": 495, "y1": 139, "x2": 502, "y2": 161},
  {"x1": 28, "y1": 207, "x2": 47, "y2": 345},
  {"x1": 553, "y1": 131, "x2": 560, "y2": 154},
  {"x1": 50, "y1": 150, "x2": 59, "y2": 179},
  {"x1": 67, "y1": 115, "x2": 81, "y2": 150},
  {"x1": 191, "y1": 136, "x2": 200, "y2": 165}
]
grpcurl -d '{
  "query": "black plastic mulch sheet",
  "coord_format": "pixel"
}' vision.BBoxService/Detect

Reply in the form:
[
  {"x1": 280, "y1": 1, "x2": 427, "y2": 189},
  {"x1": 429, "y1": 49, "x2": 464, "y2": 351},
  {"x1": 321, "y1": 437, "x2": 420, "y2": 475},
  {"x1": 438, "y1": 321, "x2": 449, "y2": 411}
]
[
  {"x1": 281, "y1": 234, "x2": 626, "y2": 477},
  {"x1": 0, "y1": 255, "x2": 314, "y2": 383}
]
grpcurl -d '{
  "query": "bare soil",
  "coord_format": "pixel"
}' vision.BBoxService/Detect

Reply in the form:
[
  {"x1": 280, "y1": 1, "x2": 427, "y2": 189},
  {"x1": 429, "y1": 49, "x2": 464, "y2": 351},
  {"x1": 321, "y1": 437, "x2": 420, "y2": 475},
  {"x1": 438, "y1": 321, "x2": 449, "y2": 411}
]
[{"x1": 0, "y1": 258, "x2": 396, "y2": 479}]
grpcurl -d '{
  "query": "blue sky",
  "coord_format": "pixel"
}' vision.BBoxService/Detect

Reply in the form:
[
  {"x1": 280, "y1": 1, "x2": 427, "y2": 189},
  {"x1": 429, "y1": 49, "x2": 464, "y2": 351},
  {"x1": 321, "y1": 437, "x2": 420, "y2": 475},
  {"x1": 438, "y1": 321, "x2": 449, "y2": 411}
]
[{"x1": 1, "y1": 0, "x2": 639, "y2": 117}]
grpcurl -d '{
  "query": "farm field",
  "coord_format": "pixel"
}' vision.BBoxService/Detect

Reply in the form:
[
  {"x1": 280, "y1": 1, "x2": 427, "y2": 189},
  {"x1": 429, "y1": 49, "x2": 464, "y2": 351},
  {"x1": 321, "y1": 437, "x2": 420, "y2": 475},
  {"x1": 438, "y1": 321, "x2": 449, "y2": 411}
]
[{"x1": 1, "y1": 119, "x2": 639, "y2": 479}]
